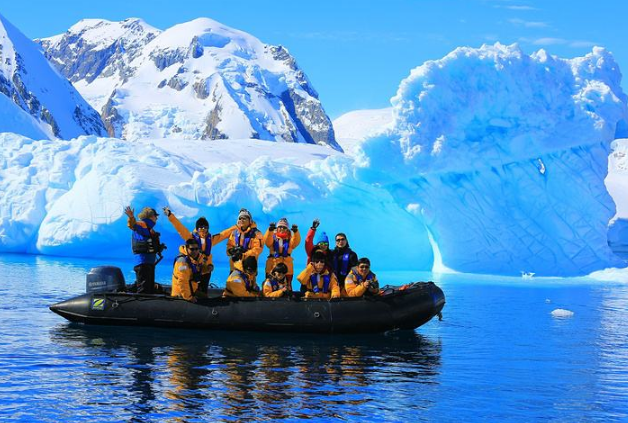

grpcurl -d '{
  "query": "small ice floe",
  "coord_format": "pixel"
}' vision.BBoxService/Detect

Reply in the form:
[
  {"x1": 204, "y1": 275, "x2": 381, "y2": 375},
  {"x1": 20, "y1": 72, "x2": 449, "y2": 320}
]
[
  {"x1": 521, "y1": 271, "x2": 535, "y2": 279},
  {"x1": 551, "y1": 309, "x2": 574, "y2": 318},
  {"x1": 545, "y1": 299, "x2": 551, "y2": 303}
]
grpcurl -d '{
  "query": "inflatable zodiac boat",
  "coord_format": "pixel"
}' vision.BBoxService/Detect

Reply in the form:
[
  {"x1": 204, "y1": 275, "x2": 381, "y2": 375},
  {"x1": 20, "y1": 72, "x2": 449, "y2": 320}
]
[{"x1": 50, "y1": 266, "x2": 446, "y2": 334}]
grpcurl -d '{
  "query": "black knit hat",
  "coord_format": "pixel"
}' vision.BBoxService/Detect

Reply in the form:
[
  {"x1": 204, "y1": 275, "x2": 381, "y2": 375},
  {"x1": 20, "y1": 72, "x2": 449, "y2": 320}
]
[{"x1": 196, "y1": 217, "x2": 209, "y2": 229}]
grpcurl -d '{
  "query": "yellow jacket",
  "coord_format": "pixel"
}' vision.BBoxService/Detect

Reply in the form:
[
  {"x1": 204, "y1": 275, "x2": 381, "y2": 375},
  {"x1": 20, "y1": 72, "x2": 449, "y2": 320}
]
[
  {"x1": 263, "y1": 228, "x2": 301, "y2": 276},
  {"x1": 171, "y1": 254, "x2": 202, "y2": 301},
  {"x1": 227, "y1": 222, "x2": 264, "y2": 270},
  {"x1": 223, "y1": 262, "x2": 260, "y2": 298},
  {"x1": 167, "y1": 214, "x2": 235, "y2": 272},
  {"x1": 296, "y1": 264, "x2": 340, "y2": 299},
  {"x1": 262, "y1": 277, "x2": 289, "y2": 298},
  {"x1": 345, "y1": 267, "x2": 380, "y2": 297}
]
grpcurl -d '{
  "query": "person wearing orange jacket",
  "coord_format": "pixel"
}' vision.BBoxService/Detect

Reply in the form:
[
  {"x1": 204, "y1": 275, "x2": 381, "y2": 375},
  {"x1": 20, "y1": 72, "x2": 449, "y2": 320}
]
[
  {"x1": 162, "y1": 206, "x2": 236, "y2": 293},
  {"x1": 224, "y1": 256, "x2": 260, "y2": 298},
  {"x1": 171, "y1": 238, "x2": 204, "y2": 302},
  {"x1": 345, "y1": 257, "x2": 380, "y2": 297},
  {"x1": 262, "y1": 263, "x2": 290, "y2": 298},
  {"x1": 263, "y1": 217, "x2": 301, "y2": 283},
  {"x1": 296, "y1": 252, "x2": 340, "y2": 300},
  {"x1": 226, "y1": 208, "x2": 263, "y2": 272}
]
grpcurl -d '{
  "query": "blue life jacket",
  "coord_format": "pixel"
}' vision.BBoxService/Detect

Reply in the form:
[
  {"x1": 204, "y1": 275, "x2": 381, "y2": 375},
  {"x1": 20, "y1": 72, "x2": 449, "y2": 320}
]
[
  {"x1": 192, "y1": 232, "x2": 212, "y2": 257},
  {"x1": 131, "y1": 219, "x2": 158, "y2": 265},
  {"x1": 267, "y1": 276, "x2": 285, "y2": 292},
  {"x1": 235, "y1": 269, "x2": 254, "y2": 292},
  {"x1": 310, "y1": 273, "x2": 331, "y2": 294},
  {"x1": 234, "y1": 228, "x2": 258, "y2": 252},
  {"x1": 174, "y1": 254, "x2": 202, "y2": 282},
  {"x1": 350, "y1": 269, "x2": 375, "y2": 284},
  {"x1": 332, "y1": 250, "x2": 352, "y2": 277},
  {"x1": 272, "y1": 234, "x2": 290, "y2": 258}
]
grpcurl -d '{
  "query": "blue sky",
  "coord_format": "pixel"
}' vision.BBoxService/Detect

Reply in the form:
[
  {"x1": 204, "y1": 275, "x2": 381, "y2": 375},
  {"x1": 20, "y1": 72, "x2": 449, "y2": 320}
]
[{"x1": 2, "y1": 0, "x2": 626, "y2": 119}]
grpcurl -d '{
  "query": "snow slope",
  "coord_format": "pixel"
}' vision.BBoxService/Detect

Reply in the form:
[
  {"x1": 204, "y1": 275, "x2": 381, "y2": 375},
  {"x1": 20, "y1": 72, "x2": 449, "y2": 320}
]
[
  {"x1": 333, "y1": 108, "x2": 393, "y2": 153},
  {"x1": 356, "y1": 44, "x2": 628, "y2": 276},
  {"x1": 0, "y1": 13, "x2": 106, "y2": 139},
  {"x1": 39, "y1": 18, "x2": 340, "y2": 150},
  {"x1": 0, "y1": 134, "x2": 433, "y2": 271}
]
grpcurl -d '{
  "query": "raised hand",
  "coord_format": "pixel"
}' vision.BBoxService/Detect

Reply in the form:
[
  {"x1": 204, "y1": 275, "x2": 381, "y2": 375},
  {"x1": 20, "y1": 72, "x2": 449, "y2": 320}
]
[
  {"x1": 124, "y1": 206, "x2": 134, "y2": 218},
  {"x1": 162, "y1": 206, "x2": 172, "y2": 217},
  {"x1": 291, "y1": 224, "x2": 298, "y2": 232},
  {"x1": 312, "y1": 218, "x2": 320, "y2": 229},
  {"x1": 269, "y1": 222, "x2": 276, "y2": 231}
]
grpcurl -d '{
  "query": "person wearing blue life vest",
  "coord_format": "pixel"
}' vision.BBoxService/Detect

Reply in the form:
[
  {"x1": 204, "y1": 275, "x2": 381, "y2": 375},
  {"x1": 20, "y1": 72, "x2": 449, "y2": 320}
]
[
  {"x1": 162, "y1": 206, "x2": 236, "y2": 294},
  {"x1": 297, "y1": 251, "x2": 340, "y2": 300},
  {"x1": 345, "y1": 257, "x2": 380, "y2": 297},
  {"x1": 124, "y1": 205, "x2": 164, "y2": 294},
  {"x1": 226, "y1": 208, "x2": 263, "y2": 272},
  {"x1": 171, "y1": 238, "x2": 204, "y2": 302},
  {"x1": 263, "y1": 217, "x2": 300, "y2": 283},
  {"x1": 330, "y1": 232, "x2": 358, "y2": 293}
]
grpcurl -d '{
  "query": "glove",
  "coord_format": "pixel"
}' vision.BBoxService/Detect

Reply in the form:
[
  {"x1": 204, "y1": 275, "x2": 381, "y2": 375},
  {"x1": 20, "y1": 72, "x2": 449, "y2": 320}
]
[
  {"x1": 269, "y1": 222, "x2": 276, "y2": 231},
  {"x1": 162, "y1": 206, "x2": 172, "y2": 217},
  {"x1": 312, "y1": 218, "x2": 320, "y2": 229},
  {"x1": 228, "y1": 246, "x2": 243, "y2": 262},
  {"x1": 291, "y1": 224, "x2": 298, "y2": 232}
]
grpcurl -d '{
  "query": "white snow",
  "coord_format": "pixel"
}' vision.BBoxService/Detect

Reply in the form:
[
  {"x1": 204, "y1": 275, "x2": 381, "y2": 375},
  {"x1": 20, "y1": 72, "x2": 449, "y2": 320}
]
[
  {"x1": 0, "y1": 13, "x2": 105, "y2": 139},
  {"x1": 333, "y1": 108, "x2": 393, "y2": 153},
  {"x1": 551, "y1": 309, "x2": 574, "y2": 318},
  {"x1": 0, "y1": 94, "x2": 49, "y2": 139}
]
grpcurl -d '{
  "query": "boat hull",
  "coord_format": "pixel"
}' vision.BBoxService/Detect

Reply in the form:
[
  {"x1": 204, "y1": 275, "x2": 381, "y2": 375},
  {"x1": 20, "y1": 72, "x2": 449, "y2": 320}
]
[{"x1": 50, "y1": 282, "x2": 445, "y2": 334}]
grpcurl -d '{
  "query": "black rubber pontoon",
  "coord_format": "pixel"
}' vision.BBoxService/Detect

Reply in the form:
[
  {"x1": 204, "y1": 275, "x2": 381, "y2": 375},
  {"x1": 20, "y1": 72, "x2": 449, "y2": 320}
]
[{"x1": 50, "y1": 283, "x2": 445, "y2": 334}]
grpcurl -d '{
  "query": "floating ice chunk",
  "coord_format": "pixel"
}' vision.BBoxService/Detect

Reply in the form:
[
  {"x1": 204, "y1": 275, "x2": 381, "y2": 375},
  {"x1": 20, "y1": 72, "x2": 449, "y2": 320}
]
[{"x1": 551, "y1": 308, "x2": 574, "y2": 318}]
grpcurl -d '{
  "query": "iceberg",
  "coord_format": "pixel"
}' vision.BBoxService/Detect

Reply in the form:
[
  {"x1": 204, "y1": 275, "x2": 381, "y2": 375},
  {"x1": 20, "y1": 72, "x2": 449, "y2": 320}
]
[
  {"x1": 0, "y1": 134, "x2": 434, "y2": 270},
  {"x1": 356, "y1": 44, "x2": 628, "y2": 276}
]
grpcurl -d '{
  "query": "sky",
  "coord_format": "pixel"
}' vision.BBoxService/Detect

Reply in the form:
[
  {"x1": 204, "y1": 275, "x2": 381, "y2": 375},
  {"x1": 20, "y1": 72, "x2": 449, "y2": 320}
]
[{"x1": 2, "y1": 0, "x2": 626, "y2": 119}]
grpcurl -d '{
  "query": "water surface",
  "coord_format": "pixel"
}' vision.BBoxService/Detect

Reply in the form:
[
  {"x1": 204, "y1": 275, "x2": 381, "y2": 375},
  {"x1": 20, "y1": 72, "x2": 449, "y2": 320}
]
[{"x1": 0, "y1": 254, "x2": 627, "y2": 422}]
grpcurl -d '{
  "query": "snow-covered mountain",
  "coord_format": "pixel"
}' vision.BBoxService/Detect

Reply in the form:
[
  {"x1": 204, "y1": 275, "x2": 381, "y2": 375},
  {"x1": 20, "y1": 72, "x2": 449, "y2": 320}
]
[
  {"x1": 38, "y1": 18, "x2": 341, "y2": 150},
  {"x1": 0, "y1": 14, "x2": 106, "y2": 139}
]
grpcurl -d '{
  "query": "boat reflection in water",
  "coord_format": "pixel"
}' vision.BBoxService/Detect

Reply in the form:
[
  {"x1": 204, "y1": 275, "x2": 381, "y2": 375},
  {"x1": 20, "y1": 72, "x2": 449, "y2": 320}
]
[{"x1": 50, "y1": 325, "x2": 442, "y2": 421}]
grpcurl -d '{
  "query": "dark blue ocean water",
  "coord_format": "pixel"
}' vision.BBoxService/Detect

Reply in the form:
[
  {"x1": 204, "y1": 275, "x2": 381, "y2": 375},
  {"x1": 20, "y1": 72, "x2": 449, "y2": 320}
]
[{"x1": 0, "y1": 253, "x2": 627, "y2": 422}]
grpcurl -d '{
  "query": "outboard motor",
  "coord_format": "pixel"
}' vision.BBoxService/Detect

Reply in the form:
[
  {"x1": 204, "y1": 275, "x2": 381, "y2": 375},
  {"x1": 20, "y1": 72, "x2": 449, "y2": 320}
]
[{"x1": 86, "y1": 266, "x2": 126, "y2": 294}]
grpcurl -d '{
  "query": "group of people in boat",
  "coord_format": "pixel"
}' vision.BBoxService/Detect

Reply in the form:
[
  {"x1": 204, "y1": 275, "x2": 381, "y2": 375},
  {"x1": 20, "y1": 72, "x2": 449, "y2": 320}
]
[{"x1": 124, "y1": 205, "x2": 380, "y2": 302}]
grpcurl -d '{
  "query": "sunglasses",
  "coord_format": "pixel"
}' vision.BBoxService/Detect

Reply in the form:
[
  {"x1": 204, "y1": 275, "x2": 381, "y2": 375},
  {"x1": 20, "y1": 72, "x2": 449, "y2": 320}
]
[
  {"x1": 197, "y1": 226, "x2": 208, "y2": 230},
  {"x1": 358, "y1": 265, "x2": 370, "y2": 269},
  {"x1": 313, "y1": 260, "x2": 325, "y2": 264},
  {"x1": 188, "y1": 247, "x2": 200, "y2": 251},
  {"x1": 238, "y1": 216, "x2": 250, "y2": 221},
  {"x1": 277, "y1": 226, "x2": 288, "y2": 230},
  {"x1": 335, "y1": 238, "x2": 346, "y2": 242},
  {"x1": 318, "y1": 242, "x2": 329, "y2": 246}
]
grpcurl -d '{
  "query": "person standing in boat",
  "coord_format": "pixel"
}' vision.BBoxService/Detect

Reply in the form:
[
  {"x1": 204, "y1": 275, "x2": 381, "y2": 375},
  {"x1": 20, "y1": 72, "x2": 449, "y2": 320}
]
[
  {"x1": 162, "y1": 206, "x2": 236, "y2": 294},
  {"x1": 330, "y1": 232, "x2": 358, "y2": 295},
  {"x1": 263, "y1": 218, "x2": 301, "y2": 283},
  {"x1": 226, "y1": 208, "x2": 263, "y2": 272},
  {"x1": 262, "y1": 263, "x2": 290, "y2": 298},
  {"x1": 304, "y1": 219, "x2": 332, "y2": 269},
  {"x1": 124, "y1": 205, "x2": 162, "y2": 294},
  {"x1": 171, "y1": 238, "x2": 204, "y2": 302},
  {"x1": 297, "y1": 252, "x2": 340, "y2": 299},
  {"x1": 344, "y1": 258, "x2": 380, "y2": 297},
  {"x1": 224, "y1": 256, "x2": 260, "y2": 298}
]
